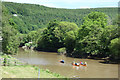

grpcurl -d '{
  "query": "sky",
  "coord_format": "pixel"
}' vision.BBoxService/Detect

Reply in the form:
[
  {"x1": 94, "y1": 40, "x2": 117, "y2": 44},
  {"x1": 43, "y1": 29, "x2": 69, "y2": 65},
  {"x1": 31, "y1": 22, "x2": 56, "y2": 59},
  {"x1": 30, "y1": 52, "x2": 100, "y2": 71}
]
[{"x1": 1, "y1": 0, "x2": 120, "y2": 9}]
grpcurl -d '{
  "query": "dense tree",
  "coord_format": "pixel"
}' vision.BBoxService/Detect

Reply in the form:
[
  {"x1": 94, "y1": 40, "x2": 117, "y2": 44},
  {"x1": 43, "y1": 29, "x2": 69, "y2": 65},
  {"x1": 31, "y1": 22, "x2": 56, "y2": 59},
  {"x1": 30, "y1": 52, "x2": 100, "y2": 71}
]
[
  {"x1": 2, "y1": 4, "x2": 20, "y2": 54},
  {"x1": 2, "y1": 25, "x2": 20, "y2": 54},
  {"x1": 74, "y1": 12, "x2": 108, "y2": 57},
  {"x1": 64, "y1": 31, "x2": 77, "y2": 56},
  {"x1": 37, "y1": 20, "x2": 78, "y2": 52}
]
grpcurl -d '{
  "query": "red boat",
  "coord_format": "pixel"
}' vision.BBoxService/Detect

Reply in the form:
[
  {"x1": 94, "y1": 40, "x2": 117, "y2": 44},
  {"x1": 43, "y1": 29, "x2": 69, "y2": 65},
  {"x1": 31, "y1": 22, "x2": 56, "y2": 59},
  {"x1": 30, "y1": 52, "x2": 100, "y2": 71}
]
[{"x1": 80, "y1": 64, "x2": 87, "y2": 66}]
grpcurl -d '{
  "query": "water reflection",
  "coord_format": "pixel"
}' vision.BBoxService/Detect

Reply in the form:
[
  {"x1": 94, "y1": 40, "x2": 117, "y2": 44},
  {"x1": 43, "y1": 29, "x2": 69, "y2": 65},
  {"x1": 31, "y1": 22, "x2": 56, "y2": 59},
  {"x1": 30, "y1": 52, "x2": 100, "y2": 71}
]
[{"x1": 72, "y1": 65, "x2": 87, "y2": 71}]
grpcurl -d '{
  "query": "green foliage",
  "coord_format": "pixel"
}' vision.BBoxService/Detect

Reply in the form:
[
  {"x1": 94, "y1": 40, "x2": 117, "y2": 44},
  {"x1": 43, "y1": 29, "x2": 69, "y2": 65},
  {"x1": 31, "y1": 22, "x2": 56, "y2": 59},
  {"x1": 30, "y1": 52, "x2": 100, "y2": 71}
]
[
  {"x1": 57, "y1": 47, "x2": 66, "y2": 53},
  {"x1": 37, "y1": 20, "x2": 78, "y2": 52},
  {"x1": 73, "y1": 12, "x2": 119, "y2": 58},
  {"x1": 27, "y1": 31, "x2": 39, "y2": 44},
  {"x1": 2, "y1": 25, "x2": 20, "y2": 54},
  {"x1": 109, "y1": 38, "x2": 120, "y2": 59},
  {"x1": 76, "y1": 12, "x2": 107, "y2": 51},
  {"x1": 2, "y1": 2, "x2": 119, "y2": 60},
  {"x1": 25, "y1": 43, "x2": 31, "y2": 47},
  {"x1": 83, "y1": 12, "x2": 108, "y2": 28},
  {"x1": 64, "y1": 31, "x2": 77, "y2": 56},
  {"x1": 1, "y1": 55, "x2": 23, "y2": 66},
  {"x1": 2, "y1": 2, "x2": 118, "y2": 34}
]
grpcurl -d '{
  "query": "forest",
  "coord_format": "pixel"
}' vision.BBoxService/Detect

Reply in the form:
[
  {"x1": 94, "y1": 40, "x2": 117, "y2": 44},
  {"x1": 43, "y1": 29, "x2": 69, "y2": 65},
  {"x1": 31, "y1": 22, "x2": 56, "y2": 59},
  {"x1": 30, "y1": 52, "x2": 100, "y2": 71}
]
[
  {"x1": 2, "y1": 2, "x2": 120, "y2": 60},
  {"x1": 2, "y1": 2, "x2": 118, "y2": 33}
]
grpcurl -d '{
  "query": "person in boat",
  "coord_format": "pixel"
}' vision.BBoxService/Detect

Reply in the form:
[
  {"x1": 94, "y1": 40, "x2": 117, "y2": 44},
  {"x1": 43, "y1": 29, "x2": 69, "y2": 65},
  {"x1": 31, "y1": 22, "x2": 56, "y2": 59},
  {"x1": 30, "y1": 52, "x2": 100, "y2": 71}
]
[
  {"x1": 75, "y1": 62, "x2": 77, "y2": 65},
  {"x1": 84, "y1": 62, "x2": 87, "y2": 66},
  {"x1": 80, "y1": 61, "x2": 82, "y2": 64},
  {"x1": 74, "y1": 62, "x2": 79, "y2": 66},
  {"x1": 60, "y1": 59, "x2": 64, "y2": 63},
  {"x1": 80, "y1": 61, "x2": 83, "y2": 65},
  {"x1": 76, "y1": 63, "x2": 79, "y2": 65},
  {"x1": 72, "y1": 61, "x2": 77, "y2": 65}
]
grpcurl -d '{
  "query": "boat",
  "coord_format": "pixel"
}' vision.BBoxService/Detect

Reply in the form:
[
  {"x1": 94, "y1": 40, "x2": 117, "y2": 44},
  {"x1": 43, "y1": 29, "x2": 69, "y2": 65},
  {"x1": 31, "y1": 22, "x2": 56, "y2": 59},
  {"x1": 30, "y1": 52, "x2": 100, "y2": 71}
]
[
  {"x1": 59, "y1": 60, "x2": 64, "y2": 63},
  {"x1": 80, "y1": 62, "x2": 87, "y2": 66},
  {"x1": 80, "y1": 64, "x2": 87, "y2": 66}
]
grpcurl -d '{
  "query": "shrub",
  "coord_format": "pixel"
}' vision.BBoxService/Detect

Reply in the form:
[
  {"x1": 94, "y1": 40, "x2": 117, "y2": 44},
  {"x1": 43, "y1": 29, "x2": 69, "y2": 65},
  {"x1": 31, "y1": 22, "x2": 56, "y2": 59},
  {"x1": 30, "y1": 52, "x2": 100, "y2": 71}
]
[{"x1": 57, "y1": 47, "x2": 66, "y2": 54}]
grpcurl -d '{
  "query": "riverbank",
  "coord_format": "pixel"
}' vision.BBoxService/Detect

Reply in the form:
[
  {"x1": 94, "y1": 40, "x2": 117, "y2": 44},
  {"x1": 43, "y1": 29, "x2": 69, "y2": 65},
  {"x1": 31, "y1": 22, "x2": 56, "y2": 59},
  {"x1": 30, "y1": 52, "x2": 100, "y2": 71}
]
[
  {"x1": 2, "y1": 65, "x2": 64, "y2": 78},
  {"x1": 0, "y1": 55, "x2": 64, "y2": 78}
]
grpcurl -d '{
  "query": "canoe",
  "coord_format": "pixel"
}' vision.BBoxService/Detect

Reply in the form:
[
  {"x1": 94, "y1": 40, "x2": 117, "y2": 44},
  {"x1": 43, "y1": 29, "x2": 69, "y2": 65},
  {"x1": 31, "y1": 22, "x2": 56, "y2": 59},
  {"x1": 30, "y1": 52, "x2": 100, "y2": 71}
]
[
  {"x1": 80, "y1": 64, "x2": 87, "y2": 66},
  {"x1": 72, "y1": 63, "x2": 79, "y2": 66},
  {"x1": 59, "y1": 60, "x2": 64, "y2": 63}
]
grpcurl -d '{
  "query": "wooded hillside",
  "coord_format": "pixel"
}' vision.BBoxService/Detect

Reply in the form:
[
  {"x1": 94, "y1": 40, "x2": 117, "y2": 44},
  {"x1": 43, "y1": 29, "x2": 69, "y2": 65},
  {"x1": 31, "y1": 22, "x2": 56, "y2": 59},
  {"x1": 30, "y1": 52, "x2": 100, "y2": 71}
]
[{"x1": 2, "y1": 2, "x2": 118, "y2": 33}]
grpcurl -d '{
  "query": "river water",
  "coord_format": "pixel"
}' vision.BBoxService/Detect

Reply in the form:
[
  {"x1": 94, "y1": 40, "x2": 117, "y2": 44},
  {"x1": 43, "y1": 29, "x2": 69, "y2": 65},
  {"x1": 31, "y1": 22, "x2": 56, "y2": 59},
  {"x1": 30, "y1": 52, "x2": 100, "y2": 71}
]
[{"x1": 13, "y1": 48, "x2": 118, "y2": 78}]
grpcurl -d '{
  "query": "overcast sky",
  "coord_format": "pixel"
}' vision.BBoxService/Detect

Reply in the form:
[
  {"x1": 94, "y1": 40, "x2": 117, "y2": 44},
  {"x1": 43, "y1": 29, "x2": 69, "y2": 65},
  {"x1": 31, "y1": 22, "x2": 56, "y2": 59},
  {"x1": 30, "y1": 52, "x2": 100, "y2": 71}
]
[{"x1": 2, "y1": 0, "x2": 120, "y2": 9}]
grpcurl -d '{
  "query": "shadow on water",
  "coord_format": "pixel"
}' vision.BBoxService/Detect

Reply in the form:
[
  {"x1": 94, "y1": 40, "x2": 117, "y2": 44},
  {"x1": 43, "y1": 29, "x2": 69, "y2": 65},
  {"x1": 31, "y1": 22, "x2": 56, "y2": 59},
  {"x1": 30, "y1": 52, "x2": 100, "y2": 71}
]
[
  {"x1": 99, "y1": 60, "x2": 120, "y2": 64},
  {"x1": 87, "y1": 56, "x2": 119, "y2": 64}
]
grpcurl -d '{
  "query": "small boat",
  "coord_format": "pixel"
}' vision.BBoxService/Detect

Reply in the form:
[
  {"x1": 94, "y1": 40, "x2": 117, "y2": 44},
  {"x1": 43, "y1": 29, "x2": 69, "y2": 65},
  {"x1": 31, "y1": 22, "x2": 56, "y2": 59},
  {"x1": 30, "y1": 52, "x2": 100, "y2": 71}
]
[
  {"x1": 80, "y1": 64, "x2": 87, "y2": 66},
  {"x1": 59, "y1": 60, "x2": 64, "y2": 63}
]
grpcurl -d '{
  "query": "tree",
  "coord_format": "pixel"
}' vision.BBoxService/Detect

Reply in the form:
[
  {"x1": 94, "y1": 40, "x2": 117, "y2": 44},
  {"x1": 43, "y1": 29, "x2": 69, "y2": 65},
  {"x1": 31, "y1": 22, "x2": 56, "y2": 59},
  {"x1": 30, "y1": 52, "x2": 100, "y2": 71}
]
[
  {"x1": 37, "y1": 20, "x2": 78, "y2": 52},
  {"x1": 64, "y1": 31, "x2": 77, "y2": 56},
  {"x1": 75, "y1": 12, "x2": 108, "y2": 57},
  {"x1": 2, "y1": 26, "x2": 20, "y2": 54}
]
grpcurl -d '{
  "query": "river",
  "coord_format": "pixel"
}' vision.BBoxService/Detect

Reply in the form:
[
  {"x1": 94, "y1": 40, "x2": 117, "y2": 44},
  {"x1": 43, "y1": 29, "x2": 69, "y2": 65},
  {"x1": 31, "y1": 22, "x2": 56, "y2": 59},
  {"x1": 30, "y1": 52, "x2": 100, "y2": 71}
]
[{"x1": 13, "y1": 48, "x2": 118, "y2": 78}]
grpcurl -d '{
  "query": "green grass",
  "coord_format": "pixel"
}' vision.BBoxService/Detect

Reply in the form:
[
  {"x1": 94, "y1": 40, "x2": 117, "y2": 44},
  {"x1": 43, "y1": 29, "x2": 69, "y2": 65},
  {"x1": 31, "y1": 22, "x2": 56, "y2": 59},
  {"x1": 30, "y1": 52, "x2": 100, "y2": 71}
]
[{"x1": 2, "y1": 65, "x2": 64, "y2": 78}]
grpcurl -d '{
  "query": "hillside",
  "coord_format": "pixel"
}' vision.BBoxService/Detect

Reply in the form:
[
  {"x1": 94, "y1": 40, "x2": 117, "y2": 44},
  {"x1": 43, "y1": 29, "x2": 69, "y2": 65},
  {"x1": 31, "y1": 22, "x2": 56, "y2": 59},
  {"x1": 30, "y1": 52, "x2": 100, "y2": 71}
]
[{"x1": 2, "y1": 2, "x2": 118, "y2": 34}]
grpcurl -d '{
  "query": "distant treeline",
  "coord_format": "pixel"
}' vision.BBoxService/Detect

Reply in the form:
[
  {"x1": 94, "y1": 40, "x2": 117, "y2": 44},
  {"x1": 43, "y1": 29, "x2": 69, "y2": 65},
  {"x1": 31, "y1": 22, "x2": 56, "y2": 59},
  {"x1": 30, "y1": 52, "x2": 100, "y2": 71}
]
[{"x1": 2, "y1": 2, "x2": 118, "y2": 34}]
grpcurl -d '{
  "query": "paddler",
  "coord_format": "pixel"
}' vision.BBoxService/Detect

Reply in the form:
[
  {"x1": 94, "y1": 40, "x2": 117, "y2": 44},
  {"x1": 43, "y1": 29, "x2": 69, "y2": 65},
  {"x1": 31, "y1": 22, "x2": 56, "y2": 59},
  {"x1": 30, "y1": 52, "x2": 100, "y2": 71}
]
[{"x1": 84, "y1": 62, "x2": 87, "y2": 66}]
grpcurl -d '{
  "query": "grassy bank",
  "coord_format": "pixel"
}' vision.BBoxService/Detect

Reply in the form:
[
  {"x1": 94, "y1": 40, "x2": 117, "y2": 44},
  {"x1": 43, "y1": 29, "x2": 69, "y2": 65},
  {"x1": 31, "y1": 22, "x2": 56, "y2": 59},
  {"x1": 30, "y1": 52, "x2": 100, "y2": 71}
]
[
  {"x1": 0, "y1": 54, "x2": 64, "y2": 78},
  {"x1": 2, "y1": 65, "x2": 64, "y2": 78}
]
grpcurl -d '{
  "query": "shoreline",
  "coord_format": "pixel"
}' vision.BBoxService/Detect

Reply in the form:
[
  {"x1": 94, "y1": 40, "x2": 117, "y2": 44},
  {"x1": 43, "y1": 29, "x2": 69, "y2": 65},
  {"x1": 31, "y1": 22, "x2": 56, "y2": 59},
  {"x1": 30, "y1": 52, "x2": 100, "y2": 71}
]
[
  {"x1": 23, "y1": 47, "x2": 120, "y2": 64},
  {"x1": 0, "y1": 54, "x2": 64, "y2": 78}
]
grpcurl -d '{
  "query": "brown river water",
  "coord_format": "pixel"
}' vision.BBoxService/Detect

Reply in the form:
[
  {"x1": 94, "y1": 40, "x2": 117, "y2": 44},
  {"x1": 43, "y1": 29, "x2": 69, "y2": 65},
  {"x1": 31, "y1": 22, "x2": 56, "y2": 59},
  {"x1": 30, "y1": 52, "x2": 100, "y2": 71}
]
[{"x1": 13, "y1": 48, "x2": 118, "y2": 78}]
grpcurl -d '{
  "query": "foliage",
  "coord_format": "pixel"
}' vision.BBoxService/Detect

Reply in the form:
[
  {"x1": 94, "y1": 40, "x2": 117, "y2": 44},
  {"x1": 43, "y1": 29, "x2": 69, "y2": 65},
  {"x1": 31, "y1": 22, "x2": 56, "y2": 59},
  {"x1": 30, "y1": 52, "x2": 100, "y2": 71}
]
[
  {"x1": 2, "y1": 2, "x2": 118, "y2": 33},
  {"x1": 72, "y1": 12, "x2": 119, "y2": 59},
  {"x1": 57, "y1": 47, "x2": 66, "y2": 53},
  {"x1": 37, "y1": 20, "x2": 78, "y2": 52},
  {"x1": 2, "y1": 25, "x2": 20, "y2": 54},
  {"x1": 109, "y1": 38, "x2": 120, "y2": 59},
  {"x1": 74, "y1": 12, "x2": 108, "y2": 56},
  {"x1": 1, "y1": 54, "x2": 23, "y2": 66},
  {"x1": 2, "y1": 2, "x2": 119, "y2": 60}
]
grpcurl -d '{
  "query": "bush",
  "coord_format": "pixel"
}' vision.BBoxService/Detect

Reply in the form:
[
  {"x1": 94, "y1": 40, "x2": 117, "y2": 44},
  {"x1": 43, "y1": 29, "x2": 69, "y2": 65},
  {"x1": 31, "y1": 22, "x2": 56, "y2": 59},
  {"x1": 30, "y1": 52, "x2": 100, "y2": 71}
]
[
  {"x1": 57, "y1": 47, "x2": 66, "y2": 54},
  {"x1": 109, "y1": 37, "x2": 120, "y2": 59}
]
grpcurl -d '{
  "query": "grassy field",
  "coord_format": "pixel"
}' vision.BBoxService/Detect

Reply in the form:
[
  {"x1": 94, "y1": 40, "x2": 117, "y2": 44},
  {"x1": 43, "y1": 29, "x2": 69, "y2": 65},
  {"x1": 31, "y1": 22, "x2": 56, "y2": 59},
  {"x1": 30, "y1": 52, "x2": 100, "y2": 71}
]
[{"x1": 2, "y1": 65, "x2": 64, "y2": 78}]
